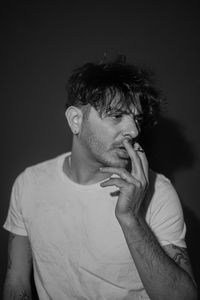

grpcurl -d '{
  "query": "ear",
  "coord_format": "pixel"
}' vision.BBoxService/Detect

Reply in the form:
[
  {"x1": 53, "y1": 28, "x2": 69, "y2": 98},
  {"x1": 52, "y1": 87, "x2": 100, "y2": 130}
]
[{"x1": 65, "y1": 106, "x2": 83, "y2": 135}]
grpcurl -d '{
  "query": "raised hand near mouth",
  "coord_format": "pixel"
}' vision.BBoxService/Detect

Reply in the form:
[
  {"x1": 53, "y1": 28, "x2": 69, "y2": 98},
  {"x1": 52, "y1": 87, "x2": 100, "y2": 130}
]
[{"x1": 100, "y1": 140, "x2": 149, "y2": 225}]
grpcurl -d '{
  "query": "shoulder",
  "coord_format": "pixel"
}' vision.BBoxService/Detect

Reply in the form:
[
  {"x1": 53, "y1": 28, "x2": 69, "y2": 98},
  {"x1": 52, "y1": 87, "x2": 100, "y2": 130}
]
[
  {"x1": 20, "y1": 152, "x2": 69, "y2": 184},
  {"x1": 149, "y1": 169, "x2": 173, "y2": 191},
  {"x1": 26, "y1": 152, "x2": 68, "y2": 175},
  {"x1": 11, "y1": 152, "x2": 69, "y2": 200},
  {"x1": 146, "y1": 170, "x2": 186, "y2": 247},
  {"x1": 147, "y1": 169, "x2": 185, "y2": 226},
  {"x1": 148, "y1": 169, "x2": 181, "y2": 207}
]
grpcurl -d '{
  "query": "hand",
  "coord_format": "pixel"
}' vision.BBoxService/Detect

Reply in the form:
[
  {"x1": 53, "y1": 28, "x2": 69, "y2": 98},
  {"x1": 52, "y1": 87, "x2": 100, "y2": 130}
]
[{"x1": 100, "y1": 141, "x2": 149, "y2": 224}]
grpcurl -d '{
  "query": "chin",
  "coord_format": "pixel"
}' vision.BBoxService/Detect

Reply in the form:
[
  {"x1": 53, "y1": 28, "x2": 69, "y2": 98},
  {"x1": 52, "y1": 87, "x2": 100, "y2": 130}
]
[
  {"x1": 103, "y1": 155, "x2": 129, "y2": 168},
  {"x1": 114, "y1": 159, "x2": 128, "y2": 168}
]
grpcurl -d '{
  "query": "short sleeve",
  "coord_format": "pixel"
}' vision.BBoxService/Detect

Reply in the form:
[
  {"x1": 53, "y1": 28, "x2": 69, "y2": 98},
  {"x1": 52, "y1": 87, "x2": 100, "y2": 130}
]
[
  {"x1": 3, "y1": 172, "x2": 28, "y2": 236},
  {"x1": 147, "y1": 175, "x2": 186, "y2": 248}
]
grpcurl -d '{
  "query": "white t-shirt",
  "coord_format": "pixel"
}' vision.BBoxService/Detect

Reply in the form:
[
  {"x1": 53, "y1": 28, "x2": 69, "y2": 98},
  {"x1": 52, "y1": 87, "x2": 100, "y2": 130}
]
[{"x1": 4, "y1": 153, "x2": 186, "y2": 300}]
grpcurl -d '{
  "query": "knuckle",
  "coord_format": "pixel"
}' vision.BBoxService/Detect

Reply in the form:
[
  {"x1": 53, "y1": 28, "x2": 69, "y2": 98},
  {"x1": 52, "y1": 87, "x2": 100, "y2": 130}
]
[{"x1": 133, "y1": 180, "x2": 145, "y2": 191}]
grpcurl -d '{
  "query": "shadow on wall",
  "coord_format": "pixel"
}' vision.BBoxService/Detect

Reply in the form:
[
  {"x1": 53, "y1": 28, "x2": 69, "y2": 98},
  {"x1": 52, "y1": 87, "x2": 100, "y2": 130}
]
[
  {"x1": 140, "y1": 115, "x2": 200, "y2": 294},
  {"x1": 184, "y1": 206, "x2": 200, "y2": 295},
  {"x1": 139, "y1": 116, "x2": 196, "y2": 180}
]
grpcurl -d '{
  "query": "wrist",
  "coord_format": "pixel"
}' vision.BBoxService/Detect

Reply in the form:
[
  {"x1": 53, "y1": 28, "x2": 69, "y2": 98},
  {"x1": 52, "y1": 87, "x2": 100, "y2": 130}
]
[
  {"x1": 117, "y1": 214, "x2": 153, "y2": 250},
  {"x1": 116, "y1": 211, "x2": 144, "y2": 228}
]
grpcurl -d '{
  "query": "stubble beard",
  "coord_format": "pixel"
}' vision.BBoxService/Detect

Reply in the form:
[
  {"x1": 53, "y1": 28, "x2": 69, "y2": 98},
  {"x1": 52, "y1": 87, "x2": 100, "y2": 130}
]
[
  {"x1": 80, "y1": 120, "x2": 129, "y2": 168},
  {"x1": 84, "y1": 135, "x2": 129, "y2": 168}
]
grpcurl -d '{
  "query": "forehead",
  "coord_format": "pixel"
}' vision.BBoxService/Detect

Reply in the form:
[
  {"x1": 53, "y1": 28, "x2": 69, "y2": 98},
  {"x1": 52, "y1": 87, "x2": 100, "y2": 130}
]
[{"x1": 105, "y1": 91, "x2": 142, "y2": 115}]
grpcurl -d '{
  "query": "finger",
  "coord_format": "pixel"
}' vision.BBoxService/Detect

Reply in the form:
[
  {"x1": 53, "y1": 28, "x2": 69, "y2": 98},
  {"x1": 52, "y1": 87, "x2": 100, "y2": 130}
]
[
  {"x1": 100, "y1": 178, "x2": 129, "y2": 188},
  {"x1": 123, "y1": 140, "x2": 139, "y2": 162},
  {"x1": 135, "y1": 145, "x2": 149, "y2": 181},
  {"x1": 123, "y1": 140, "x2": 145, "y2": 178},
  {"x1": 100, "y1": 167, "x2": 133, "y2": 183},
  {"x1": 134, "y1": 142, "x2": 145, "y2": 153}
]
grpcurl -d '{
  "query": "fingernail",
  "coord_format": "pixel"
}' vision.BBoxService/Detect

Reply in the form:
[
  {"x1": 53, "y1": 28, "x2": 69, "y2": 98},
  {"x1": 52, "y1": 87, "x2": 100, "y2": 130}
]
[
  {"x1": 134, "y1": 142, "x2": 139, "y2": 149},
  {"x1": 134, "y1": 143, "x2": 144, "y2": 152}
]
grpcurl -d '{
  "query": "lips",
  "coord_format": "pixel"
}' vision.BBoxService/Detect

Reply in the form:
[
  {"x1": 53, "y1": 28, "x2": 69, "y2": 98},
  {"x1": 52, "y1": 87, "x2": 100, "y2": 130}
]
[
  {"x1": 115, "y1": 147, "x2": 129, "y2": 158},
  {"x1": 118, "y1": 145, "x2": 125, "y2": 149}
]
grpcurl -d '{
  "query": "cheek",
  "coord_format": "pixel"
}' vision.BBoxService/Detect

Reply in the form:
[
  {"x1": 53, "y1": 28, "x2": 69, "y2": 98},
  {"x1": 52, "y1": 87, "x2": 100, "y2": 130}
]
[
  {"x1": 87, "y1": 124, "x2": 115, "y2": 151},
  {"x1": 98, "y1": 125, "x2": 117, "y2": 143}
]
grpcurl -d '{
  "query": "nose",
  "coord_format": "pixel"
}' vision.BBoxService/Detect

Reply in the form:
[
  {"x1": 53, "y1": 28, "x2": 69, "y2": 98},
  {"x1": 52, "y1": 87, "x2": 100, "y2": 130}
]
[{"x1": 122, "y1": 115, "x2": 139, "y2": 141}]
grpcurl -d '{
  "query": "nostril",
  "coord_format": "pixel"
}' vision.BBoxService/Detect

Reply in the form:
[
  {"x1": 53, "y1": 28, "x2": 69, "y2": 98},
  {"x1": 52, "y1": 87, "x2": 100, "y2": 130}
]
[
  {"x1": 122, "y1": 136, "x2": 138, "y2": 146},
  {"x1": 123, "y1": 133, "x2": 134, "y2": 143}
]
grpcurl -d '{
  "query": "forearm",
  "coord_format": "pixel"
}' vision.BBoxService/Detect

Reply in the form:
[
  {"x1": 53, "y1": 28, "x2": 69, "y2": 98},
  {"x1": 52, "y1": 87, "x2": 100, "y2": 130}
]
[
  {"x1": 3, "y1": 275, "x2": 32, "y2": 300},
  {"x1": 118, "y1": 216, "x2": 197, "y2": 300}
]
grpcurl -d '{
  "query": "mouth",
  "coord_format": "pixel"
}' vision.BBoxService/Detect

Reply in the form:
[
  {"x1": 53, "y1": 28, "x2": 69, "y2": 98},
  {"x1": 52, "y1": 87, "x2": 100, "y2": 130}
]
[
  {"x1": 115, "y1": 146, "x2": 129, "y2": 158},
  {"x1": 118, "y1": 146, "x2": 126, "y2": 150}
]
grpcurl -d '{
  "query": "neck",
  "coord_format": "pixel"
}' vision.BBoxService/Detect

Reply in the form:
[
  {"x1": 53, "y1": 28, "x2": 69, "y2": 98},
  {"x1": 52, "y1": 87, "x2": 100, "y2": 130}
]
[{"x1": 65, "y1": 141, "x2": 110, "y2": 185}]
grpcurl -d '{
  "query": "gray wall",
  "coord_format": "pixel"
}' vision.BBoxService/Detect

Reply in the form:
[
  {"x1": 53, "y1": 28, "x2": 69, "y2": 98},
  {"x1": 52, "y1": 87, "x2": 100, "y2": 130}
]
[{"x1": 1, "y1": 0, "x2": 200, "y2": 296}]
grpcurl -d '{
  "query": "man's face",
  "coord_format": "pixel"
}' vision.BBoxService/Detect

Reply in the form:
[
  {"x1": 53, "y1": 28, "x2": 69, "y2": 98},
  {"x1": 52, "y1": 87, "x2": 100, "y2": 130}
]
[{"x1": 77, "y1": 99, "x2": 143, "y2": 168}]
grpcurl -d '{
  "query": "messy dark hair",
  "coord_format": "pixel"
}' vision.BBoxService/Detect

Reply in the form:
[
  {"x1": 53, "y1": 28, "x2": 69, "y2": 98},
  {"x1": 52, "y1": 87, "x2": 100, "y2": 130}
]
[{"x1": 65, "y1": 56, "x2": 163, "y2": 131}]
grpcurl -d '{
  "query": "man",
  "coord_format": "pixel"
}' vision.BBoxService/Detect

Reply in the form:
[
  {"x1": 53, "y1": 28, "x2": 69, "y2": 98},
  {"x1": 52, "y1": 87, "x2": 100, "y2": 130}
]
[{"x1": 3, "y1": 57, "x2": 197, "y2": 300}]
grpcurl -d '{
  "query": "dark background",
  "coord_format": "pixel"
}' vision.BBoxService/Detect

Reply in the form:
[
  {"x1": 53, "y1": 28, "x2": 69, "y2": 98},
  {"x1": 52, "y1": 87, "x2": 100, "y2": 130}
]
[{"x1": 1, "y1": 0, "x2": 200, "y2": 298}]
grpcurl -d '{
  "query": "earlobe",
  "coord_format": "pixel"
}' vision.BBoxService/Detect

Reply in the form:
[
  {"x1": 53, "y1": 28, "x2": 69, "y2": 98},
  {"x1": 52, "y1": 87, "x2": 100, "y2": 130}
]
[{"x1": 65, "y1": 106, "x2": 83, "y2": 135}]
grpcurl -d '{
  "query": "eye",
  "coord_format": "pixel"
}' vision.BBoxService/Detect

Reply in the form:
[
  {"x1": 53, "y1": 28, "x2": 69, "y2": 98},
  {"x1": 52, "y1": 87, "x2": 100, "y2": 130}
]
[
  {"x1": 109, "y1": 114, "x2": 124, "y2": 123},
  {"x1": 106, "y1": 113, "x2": 124, "y2": 122},
  {"x1": 112, "y1": 114, "x2": 123, "y2": 120}
]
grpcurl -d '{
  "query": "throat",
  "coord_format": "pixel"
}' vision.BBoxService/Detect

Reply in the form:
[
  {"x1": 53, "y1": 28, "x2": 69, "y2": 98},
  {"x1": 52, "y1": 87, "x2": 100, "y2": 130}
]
[{"x1": 63, "y1": 154, "x2": 110, "y2": 185}]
